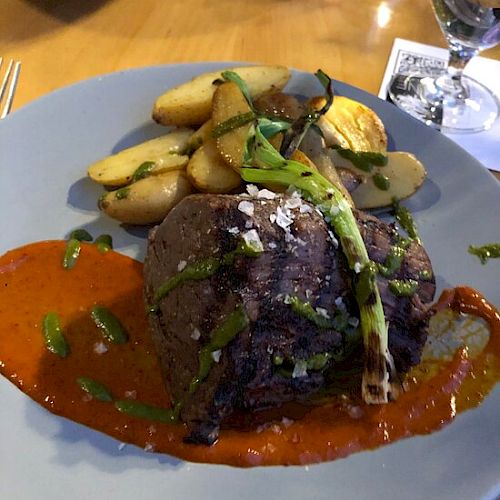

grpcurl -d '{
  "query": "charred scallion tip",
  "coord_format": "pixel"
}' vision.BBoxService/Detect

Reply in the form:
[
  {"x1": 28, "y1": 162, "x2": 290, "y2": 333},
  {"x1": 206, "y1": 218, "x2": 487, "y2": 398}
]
[
  {"x1": 131, "y1": 161, "x2": 155, "y2": 183},
  {"x1": 42, "y1": 312, "x2": 70, "y2": 358},
  {"x1": 468, "y1": 243, "x2": 500, "y2": 265},
  {"x1": 280, "y1": 69, "x2": 334, "y2": 159},
  {"x1": 115, "y1": 400, "x2": 179, "y2": 424},
  {"x1": 62, "y1": 238, "x2": 81, "y2": 270},
  {"x1": 77, "y1": 376, "x2": 113, "y2": 402},
  {"x1": 241, "y1": 124, "x2": 397, "y2": 404},
  {"x1": 90, "y1": 306, "x2": 128, "y2": 344},
  {"x1": 94, "y1": 234, "x2": 113, "y2": 253},
  {"x1": 69, "y1": 229, "x2": 93, "y2": 242}
]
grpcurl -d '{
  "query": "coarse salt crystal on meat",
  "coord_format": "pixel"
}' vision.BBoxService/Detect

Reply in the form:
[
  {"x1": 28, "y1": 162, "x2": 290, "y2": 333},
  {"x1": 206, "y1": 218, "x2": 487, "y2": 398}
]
[
  {"x1": 238, "y1": 200, "x2": 254, "y2": 217},
  {"x1": 242, "y1": 229, "x2": 264, "y2": 253}
]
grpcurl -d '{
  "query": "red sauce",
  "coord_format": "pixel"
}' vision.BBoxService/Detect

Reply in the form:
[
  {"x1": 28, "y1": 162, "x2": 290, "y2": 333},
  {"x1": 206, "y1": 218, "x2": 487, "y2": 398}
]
[{"x1": 0, "y1": 241, "x2": 499, "y2": 467}]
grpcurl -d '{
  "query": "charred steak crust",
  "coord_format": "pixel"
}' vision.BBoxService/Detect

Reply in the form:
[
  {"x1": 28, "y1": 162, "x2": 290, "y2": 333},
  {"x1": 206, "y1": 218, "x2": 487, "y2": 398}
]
[{"x1": 144, "y1": 194, "x2": 435, "y2": 443}]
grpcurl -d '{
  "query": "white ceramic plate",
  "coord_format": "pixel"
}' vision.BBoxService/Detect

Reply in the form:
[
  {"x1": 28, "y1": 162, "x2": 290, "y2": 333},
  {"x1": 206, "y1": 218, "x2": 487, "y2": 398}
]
[{"x1": 0, "y1": 63, "x2": 499, "y2": 500}]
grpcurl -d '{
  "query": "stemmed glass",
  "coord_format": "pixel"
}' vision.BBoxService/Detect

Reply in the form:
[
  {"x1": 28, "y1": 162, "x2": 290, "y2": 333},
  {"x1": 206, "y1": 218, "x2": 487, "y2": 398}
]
[{"x1": 388, "y1": 0, "x2": 500, "y2": 133}]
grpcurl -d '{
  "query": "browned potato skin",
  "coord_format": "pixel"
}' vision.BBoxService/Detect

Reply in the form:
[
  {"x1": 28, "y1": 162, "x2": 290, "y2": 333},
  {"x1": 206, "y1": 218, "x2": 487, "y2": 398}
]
[
  {"x1": 212, "y1": 81, "x2": 254, "y2": 172},
  {"x1": 153, "y1": 65, "x2": 290, "y2": 127},
  {"x1": 100, "y1": 171, "x2": 193, "y2": 225},
  {"x1": 187, "y1": 140, "x2": 241, "y2": 193}
]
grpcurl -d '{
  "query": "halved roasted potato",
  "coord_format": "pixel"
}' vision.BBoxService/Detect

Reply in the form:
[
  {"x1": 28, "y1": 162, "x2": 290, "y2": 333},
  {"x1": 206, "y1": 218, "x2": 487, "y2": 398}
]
[
  {"x1": 329, "y1": 150, "x2": 426, "y2": 209},
  {"x1": 311, "y1": 96, "x2": 387, "y2": 153},
  {"x1": 212, "y1": 81, "x2": 254, "y2": 171},
  {"x1": 99, "y1": 170, "x2": 193, "y2": 224},
  {"x1": 187, "y1": 140, "x2": 241, "y2": 193},
  {"x1": 88, "y1": 129, "x2": 193, "y2": 186},
  {"x1": 186, "y1": 119, "x2": 213, "y2": 153},
  {"x1": 153, "y1": 65, "x2": 290, "y2": 126}
]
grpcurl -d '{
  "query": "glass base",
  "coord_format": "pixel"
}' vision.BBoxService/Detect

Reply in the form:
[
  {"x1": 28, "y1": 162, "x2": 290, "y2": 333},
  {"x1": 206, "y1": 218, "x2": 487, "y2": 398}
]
[{"x1": 388, "y1": 73, "x2": 500, "y2": 133}]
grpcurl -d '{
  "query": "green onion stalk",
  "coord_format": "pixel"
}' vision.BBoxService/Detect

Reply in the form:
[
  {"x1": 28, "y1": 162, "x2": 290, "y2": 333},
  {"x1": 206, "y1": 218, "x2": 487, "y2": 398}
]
[{"x1": 242, "y1": 124, "x2": 398, "y2": 404}]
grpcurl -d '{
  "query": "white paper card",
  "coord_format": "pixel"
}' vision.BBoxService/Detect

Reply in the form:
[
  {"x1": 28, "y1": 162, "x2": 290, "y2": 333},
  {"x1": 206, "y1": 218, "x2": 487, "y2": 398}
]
[{"x1": 379, "y1": 38, "x2": 500, "y2": 172}]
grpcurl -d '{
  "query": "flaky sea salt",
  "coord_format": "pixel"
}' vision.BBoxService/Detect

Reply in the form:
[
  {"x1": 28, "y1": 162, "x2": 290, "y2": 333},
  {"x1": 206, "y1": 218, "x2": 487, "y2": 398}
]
[
  {"x1": 353, "y1": 262, "x2": 362, "y2": 274},
  {"x1": 227, "y1": 226, "x2": 240, "y2": 235},
  {"x1": 299, "y1": 204, "x2": 313, "y2": 214},
  {"x1": 292, "y1": 360, "x2": 308, "y2": 378},
  {"x1": 316, "y1": 307, "x2": 330, "y2": 319},
  {"x1": 238, "y1": 200, "x2": 254, "y2": 217},
  {"x1": 268, "y1": 242, "x2": 277, "y2": 249},
  {"x1": 242, "y1": 229, "x2": 264, "y2": 253},
  {"x1": 246, "y1": 184, "x2": 259, "y2": 197},
  {"x1": 212, "y1": 350, "x2": 222, "y2": 362},
  {"x1": 93, "y1": 341, "x2": 108, "y2": 355},
  {"x1": 191, "y1": 328, "x2": 201, "y2": 340},
  {"x1": 275, "y1": 206, "x2": 293, "y2": 229},
  {"x1": 177, "y1": 260, "x2": 187, "y2": 271},
  {"x1": 284, "y1": 197, "x2": 302, "y2": 210},
  {"x1": 257, "y1": 189, "x2": 276, "y2": 200}
]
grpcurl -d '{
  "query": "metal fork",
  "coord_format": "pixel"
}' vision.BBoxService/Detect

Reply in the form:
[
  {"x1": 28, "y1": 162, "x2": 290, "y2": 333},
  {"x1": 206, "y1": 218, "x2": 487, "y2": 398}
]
[{"x1": 0, "y1": 58, "x2": 21, "y2": 119}]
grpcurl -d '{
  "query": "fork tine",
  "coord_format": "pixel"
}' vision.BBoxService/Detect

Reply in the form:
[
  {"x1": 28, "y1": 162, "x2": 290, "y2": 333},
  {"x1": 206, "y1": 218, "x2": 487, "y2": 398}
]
[
  {"x1": 0, "y1": 59, "x2": 14, "y2": 103},
  {"x1": 0, "y1": 60, "x2": 21, "y2": 119}
]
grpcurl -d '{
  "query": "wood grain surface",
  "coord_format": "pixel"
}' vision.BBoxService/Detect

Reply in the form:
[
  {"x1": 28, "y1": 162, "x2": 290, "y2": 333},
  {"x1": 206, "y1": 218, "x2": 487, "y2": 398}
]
[{"x1": 2, "y1": 0, "x2": 499, "y2": 176}]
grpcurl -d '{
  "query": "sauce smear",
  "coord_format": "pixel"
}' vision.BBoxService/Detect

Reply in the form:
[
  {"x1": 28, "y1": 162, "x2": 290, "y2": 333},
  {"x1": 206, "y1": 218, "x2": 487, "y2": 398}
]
[{"x1": 0, "y1": 241, "x2": 498, "y2": 467}]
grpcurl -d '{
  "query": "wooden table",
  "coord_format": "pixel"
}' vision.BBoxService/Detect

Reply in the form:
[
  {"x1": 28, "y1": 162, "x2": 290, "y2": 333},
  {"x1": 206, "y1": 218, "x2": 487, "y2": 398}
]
[{"x1": 3, "y1": 0, "x2": 500, "y2": 177}]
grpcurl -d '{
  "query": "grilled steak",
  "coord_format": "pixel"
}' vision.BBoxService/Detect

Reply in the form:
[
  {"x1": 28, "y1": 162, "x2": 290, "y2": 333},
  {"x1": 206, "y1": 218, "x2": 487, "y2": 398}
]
[{"x1": 144, "y1": 193, "x2": 435, "y2": 444}]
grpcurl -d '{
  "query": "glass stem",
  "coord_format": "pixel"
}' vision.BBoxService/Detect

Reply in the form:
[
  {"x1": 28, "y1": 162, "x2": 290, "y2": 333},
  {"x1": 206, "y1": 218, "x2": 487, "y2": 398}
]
[{"x1": 435, "y1": 45, "x2": 477, "y2": 102}]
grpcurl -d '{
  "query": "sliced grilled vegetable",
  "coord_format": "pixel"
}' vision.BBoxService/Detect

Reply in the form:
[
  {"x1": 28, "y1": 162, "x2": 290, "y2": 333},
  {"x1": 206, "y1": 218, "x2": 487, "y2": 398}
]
[
  {"x1": 87, "y1": 129, "x2": 193, "y2": 186},
  {"x1": 77, "y1": 377, "x2": 113, "y2": 402},
  {"x1": 94, "y1": 234, "x2": 113, "y2": 253},
  {"x1": 62, "y1": 239, "x2": 81, "y2": 270},
  {"x1": 152, "y1": 65, "x2": 291, "y2": 126},
  {"x1": 241, "y1": 125, "x2": 398, "y2": 404},
  {"x1": 186, "y1": 140, "x2": 241, "y2": 193},
  {"x1": 310, "y1": 95, "x2": 387, "y2": 153},
  {"x1": 468, "y1": 243, "x2": 500, "y2": 265},
  {"x1": 69, "y1": 229, "x2": 93, "y2": 242},
  {"x1": 90, "y1": 305, "x2": 128, "y2": 344},
  {"x1": 115, "y1": 400, "x2": 178, "y2": 423},
  {"x1": 42, "y1": 312, "x2": 70, "y2": 357},
  {"x1": 330, "y1": 150, "x2": 426, "y2": 209},
  {"x1": 99, "y1": 170, "x2": 193, "y2": 225}
]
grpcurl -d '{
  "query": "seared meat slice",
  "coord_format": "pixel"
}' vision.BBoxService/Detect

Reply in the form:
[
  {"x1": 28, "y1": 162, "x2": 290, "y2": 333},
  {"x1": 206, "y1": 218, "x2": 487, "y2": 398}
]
[{"x1": 144, "y1": 194, "x2": 435, "y2": 444}]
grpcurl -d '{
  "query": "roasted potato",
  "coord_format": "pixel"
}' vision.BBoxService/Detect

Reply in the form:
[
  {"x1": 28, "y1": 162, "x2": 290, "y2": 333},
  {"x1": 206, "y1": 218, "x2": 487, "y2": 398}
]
[
  {"x1": 329, "y1": 150, "x2": 426, "y2": 209},
  {"x1": 311, "y1": 96, "x2": 387, "y2": 153},
  {"x1": 187, "y1": 140, "x2": 241, "y2": 193},
  {"x1": 153, "y1": 65, "x2": 290, "y2": 126},
  {"x1": 186, "y1": 119, "x2": 213, "y2": 152},
  {"x1": 212, "y1": 81, "x2": 254, "y2": 171},
  {"x1": 99, "y1": 170, "x2": 193, "y2": 224},
  {"x1": 88, "y1": 129, "x2": 193, "y2": 186}
]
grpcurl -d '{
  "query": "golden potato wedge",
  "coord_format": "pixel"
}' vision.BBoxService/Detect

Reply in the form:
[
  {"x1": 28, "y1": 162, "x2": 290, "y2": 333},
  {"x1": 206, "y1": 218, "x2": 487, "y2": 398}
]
[
  {"x1": 212, "y1": 81, "x2": 254, "y2": 171},
  {"x1": 311, "y1": 96, "x2": 387, "y2": 153},
  {"x1": 99, "y1": 170, "x2": 193, "y2": 224},
  {"x1": 153, "y1": 65, "x2": 290, "y2": 126},
  {"x1": 88, "y1": 129, "x2": 193, "y2": 186},
  {"x1": 187, "y1": 140, "x2": 241, "y2": 193},
  {"x1": 329, "y1": 150, "x2": 426, "y2": 209}
]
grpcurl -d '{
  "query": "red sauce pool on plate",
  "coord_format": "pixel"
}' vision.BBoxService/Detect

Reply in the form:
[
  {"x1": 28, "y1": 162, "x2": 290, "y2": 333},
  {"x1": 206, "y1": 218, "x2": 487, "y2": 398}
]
[{"x1": 0, "y1": 241, "x2": 498, "y2": 467}]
